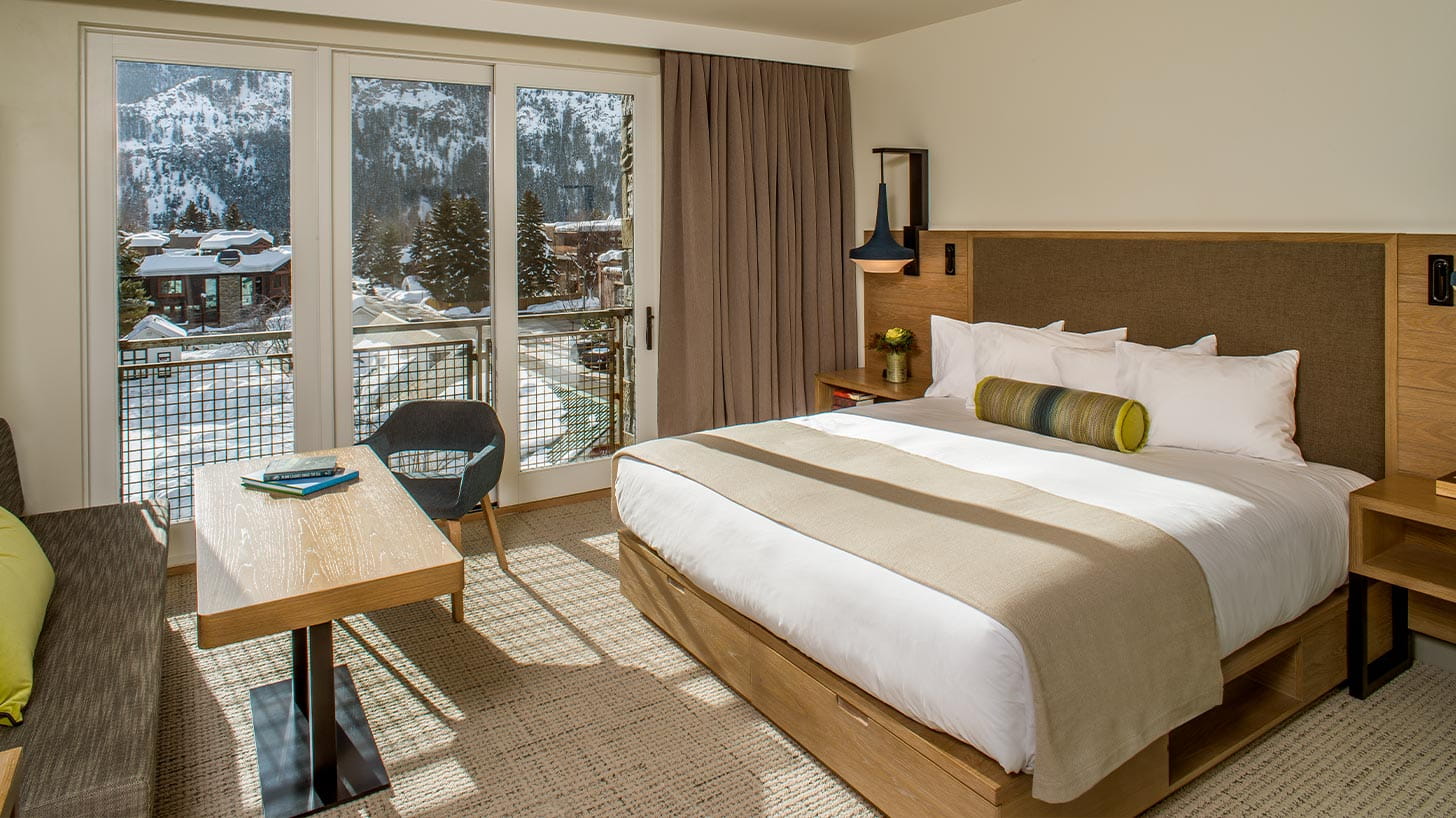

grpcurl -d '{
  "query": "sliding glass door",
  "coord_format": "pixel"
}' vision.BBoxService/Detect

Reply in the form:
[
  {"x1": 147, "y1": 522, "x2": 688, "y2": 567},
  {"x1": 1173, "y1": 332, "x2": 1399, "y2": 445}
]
[
  {"x1": 87, "y1": 37, "x2": 657, "y2": 551},
  {"x1": 493, "y1": 66, "x2": 658, "y2": 504},
  {"x1": 85, "y1": 34, "x2": 325, "y2": 562},
  {"x1": 332, "y1": 55, "x2": 494, "y2": 473}
]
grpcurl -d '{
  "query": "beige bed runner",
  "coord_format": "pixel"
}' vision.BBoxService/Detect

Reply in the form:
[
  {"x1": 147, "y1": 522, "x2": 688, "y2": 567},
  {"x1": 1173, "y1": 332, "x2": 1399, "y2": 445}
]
[{"x1": 616, "y1": 420, "x2": 1222, "y2": 803}]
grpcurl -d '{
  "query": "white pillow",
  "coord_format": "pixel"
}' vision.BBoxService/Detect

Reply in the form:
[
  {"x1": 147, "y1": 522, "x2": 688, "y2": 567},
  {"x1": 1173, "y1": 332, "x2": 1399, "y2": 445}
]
[
  {"x1": 1117, "y1": 342, "x2": 1303, "y2": 464},
  {"x1": 1054, "y1": 335, "x2": 1217, "y2": 395},
  {"x1": 927, "y1": 316, "x2": 1065, "y2": 399},
  {"x1": 1079, "y1": 327, "x2": 1132, "y2": 341},
  {"x1": 972, "y1": 323, "x2": 1127, "y2": 387}
]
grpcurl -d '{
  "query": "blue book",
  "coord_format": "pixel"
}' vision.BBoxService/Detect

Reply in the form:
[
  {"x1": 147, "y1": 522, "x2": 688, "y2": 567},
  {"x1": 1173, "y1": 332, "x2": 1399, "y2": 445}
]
[{"x1": 241, "y1": 468, "x2": 359, "y2": 496}]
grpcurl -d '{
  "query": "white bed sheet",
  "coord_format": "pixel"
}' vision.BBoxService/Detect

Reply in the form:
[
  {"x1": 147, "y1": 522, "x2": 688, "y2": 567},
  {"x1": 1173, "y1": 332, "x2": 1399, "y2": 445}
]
[{"x1": 613, "y1": 397, "x2": 1371, "y2": 774}]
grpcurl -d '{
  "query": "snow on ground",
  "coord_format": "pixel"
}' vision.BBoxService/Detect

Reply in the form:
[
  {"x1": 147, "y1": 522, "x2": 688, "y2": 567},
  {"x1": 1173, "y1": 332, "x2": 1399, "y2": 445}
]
[{"x1": 118, "y1": 285, "x2": 618, "y2": 517}]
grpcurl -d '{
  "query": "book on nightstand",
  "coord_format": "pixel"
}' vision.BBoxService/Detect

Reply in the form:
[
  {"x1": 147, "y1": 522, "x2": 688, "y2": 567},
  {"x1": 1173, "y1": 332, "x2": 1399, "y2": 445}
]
[
  {"x1": 1436, "y1": 470, "x2": 1456, "y2": 499},
  {"x1": 831, "y1": 388, "x2": 876, "y2": 410}
]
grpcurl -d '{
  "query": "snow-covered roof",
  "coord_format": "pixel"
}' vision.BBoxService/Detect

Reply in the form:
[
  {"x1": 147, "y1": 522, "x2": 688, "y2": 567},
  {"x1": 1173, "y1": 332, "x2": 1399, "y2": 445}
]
[
  {"x1": 137, "y1": 246, "x2": 291, "y2": 276},
  {"x1": 123, "y1": 314, "x2": 187, "y2": 341},
  {"x1": 597, "y1": 249, "x2": 625, "y2": 263},
  {"x1": 125, "y1": 231, "x2": 170, "y2": 249},
  {"x1": 198, "y1": 229, "x2": 274, "y2": 251},
  {"x1": 549, "y1": 219, "x2": 621, "y2": 234}
]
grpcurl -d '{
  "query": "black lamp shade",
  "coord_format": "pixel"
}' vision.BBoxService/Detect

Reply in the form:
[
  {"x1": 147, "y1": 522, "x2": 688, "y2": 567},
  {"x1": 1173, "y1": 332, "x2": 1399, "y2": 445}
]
[{"x1": 850, "y1": 183, "x2": 915, "y2": 274}]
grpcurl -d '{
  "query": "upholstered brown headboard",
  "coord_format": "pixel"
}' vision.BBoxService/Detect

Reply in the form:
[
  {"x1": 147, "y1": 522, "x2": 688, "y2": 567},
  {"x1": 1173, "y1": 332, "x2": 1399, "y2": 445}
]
[{"x1": 968, "y1": 234, "x2": 1390, "y2": 478}]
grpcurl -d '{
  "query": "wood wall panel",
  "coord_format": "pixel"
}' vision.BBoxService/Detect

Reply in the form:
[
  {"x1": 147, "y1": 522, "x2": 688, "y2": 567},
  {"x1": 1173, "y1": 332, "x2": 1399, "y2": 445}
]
[
  {"x1": 861, "y1": 231, "x2": 970, "y2": 377},
  {"x1": 1394, "y1": 235, "x2": 1456, "y2": 478}
]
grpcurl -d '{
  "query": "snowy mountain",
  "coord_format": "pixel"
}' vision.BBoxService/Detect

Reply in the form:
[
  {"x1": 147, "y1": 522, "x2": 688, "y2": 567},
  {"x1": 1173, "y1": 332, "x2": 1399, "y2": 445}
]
[
  {"x1": 116, "y1": 65, "x2": 292, "y2": 235},
  {"x1": 516, "y1": 88, "x2": 625, "y2": 222},
  {"x1": 350, "y1": 77, "x2": 491, "y2": 231},
  {"x1": 116, "y1": 62, "x2": 628, "y2": 238}
]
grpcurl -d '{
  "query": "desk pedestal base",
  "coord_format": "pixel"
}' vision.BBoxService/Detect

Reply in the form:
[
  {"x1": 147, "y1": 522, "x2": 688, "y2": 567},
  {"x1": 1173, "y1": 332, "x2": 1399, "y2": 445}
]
[{"x1": 249, "y1": 625, "x2": 389, "y2": 818}]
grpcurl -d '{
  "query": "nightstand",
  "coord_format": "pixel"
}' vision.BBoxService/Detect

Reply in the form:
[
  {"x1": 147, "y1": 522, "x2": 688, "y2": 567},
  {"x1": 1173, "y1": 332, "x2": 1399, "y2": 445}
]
[
  {"x1": 1346, "y1": 474, "x2": 1456, "y2": 697},
  {"x1": 814, "y1": 367, "x2": 931, "y2": 412},
  {"x1": 1, "y1": 747, "x2": 19, "y2": 818}
]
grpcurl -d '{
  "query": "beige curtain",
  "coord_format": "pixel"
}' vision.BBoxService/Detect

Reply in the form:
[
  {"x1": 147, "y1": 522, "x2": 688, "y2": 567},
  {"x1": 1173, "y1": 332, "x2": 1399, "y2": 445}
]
[{"x1": 659, "y1": 51, "x2": 857, "y2": 436}]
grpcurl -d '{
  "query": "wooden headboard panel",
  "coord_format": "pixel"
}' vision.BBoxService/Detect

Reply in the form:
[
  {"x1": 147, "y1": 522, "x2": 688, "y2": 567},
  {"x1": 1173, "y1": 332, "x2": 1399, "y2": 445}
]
[
  {"x1": 973, "y1": 233, "x2": 1389, "y2": 478},
  {"x1": 863, "y1": 231, "x2": 1394, "y2": 479},
  {"x1": 1394, "y1": 234, "x2": 1456, "y2": 478}
]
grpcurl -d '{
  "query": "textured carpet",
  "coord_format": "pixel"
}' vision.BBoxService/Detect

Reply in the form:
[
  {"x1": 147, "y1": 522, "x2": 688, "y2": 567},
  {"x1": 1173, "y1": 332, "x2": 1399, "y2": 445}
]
[{"x1": 158, "y1": 497, "x2": 1456, "y2": 817}]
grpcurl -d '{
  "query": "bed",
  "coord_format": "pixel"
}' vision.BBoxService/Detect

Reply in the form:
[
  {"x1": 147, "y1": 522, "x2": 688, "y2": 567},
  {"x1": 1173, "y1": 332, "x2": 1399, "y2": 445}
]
[{"x1": 615, "y1": 232, "x2": 1395, "y2": 816}]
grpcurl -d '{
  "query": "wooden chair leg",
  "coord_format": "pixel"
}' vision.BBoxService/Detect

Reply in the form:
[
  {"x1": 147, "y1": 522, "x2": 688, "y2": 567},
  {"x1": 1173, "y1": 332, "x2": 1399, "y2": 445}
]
[
  {"x1": 439, "y1": 519, "x2": 465, "y2": 623},
  {"x1": 483, "y1": 500, "x2": 508, "y2": 572}
]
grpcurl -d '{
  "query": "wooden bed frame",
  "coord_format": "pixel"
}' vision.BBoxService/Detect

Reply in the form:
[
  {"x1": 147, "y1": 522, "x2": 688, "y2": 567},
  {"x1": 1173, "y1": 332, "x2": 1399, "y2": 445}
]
[
  {"x1": 621, "y1": 529, "x2": 1385, "y2": 816},
  {"x1": 617, "y1": 230, "x2": 1409, "y2": 814}
]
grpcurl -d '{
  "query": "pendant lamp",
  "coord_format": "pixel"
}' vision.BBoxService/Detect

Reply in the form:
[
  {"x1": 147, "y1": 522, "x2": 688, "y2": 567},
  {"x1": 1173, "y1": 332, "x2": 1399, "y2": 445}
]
[{"x1": 850, "y1": 148, "x2": 928, "y2": 275}]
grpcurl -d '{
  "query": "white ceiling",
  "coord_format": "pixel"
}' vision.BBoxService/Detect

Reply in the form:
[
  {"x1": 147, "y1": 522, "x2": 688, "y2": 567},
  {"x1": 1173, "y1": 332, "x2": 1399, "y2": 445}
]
[{"x1": 502, "y1": 0, "x2": 1021, "y2": 44}]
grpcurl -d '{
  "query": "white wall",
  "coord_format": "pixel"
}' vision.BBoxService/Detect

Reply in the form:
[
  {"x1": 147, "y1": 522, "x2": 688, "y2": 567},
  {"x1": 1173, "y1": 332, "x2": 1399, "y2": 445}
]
[
  {"x1": 851, "y1": 0, "x2": 1456, "y2": 233},
  {"x1": 0, "y1": 0, "x2": 656, "y2": 513},
  {"x1": 176, "y1": 0, "x2": 854, "y2": 68}
]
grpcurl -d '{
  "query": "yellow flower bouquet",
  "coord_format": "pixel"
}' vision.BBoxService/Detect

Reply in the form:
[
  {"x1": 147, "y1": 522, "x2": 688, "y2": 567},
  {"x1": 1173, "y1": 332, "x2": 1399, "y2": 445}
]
[
  {"x1": 868, "y1": 326, "x2": 916, "y2": 353},
  {"x1": 868, "y1": 327, "x2": 916, "y2": 383}
]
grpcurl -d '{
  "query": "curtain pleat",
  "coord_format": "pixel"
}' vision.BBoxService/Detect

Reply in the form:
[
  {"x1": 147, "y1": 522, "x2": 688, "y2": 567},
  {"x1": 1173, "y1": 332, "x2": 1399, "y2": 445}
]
[{"x1": 659, "y1": 51, "x2": 857, "y2": 436}]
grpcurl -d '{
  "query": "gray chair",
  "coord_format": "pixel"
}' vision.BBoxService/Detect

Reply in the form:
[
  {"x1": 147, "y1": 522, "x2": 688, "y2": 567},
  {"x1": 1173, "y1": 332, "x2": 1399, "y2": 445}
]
[{"x1": 361, "y1": 400, "x2": 508, "y2": 622}]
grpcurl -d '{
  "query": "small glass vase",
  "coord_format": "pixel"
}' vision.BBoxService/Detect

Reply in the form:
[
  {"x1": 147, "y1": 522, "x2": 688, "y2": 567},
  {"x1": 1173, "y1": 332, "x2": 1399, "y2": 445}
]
[{"x1": 884, "y1": 350, "x2": 909, "y2": 384}]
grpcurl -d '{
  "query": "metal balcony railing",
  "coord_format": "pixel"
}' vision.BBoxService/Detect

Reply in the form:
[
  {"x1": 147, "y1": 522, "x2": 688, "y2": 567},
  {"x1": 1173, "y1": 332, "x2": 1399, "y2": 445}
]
[{"x1": 117, "y1": 308, "x2": 634, "y2": 520}]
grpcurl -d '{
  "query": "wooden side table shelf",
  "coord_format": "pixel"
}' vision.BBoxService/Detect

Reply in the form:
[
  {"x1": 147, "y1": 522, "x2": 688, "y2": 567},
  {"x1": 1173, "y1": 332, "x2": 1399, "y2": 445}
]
[
  {"x1": 1346, "y1": 474, "x2": 1456, "y2": 697},
  {"x1": 0, "y1": 747, "x2": 20, "y2": 818},
  {"x1": 814, "y1": 367, "x2": 931, "y2": 412}
]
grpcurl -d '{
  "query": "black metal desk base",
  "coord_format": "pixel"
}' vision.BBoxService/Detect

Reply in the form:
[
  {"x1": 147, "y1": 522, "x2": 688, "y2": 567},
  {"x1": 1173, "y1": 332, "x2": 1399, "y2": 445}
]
[
  {"x1": 1347, "y1": 574, "x2": 1415, "y2": 699},
  {"x1": 249, "y1": 623, "x2": 390, "y2": 818}
]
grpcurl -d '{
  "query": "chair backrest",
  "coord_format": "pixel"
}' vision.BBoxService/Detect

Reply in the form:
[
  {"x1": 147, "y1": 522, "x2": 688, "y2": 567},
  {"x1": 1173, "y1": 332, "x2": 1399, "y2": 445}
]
[
  {"x1": 371, "y1": 400, "x2": 503, "y2": 456},
  {"x1": 0, "y1": 419, "x2": 24, "y2": 517}
]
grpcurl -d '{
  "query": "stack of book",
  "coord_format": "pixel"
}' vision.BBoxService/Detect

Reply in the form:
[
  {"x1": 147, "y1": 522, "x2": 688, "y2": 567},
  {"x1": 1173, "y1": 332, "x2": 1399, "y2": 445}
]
[
  {"x1": 830, "y1": 388, "x2": 877, "y2": 410},
  {"x1": 1436, "y1": 470, "x2": 1456, "y2": 500},
  {"x1": 241, "y1": 455, "x2": 359, "y2": 496}
]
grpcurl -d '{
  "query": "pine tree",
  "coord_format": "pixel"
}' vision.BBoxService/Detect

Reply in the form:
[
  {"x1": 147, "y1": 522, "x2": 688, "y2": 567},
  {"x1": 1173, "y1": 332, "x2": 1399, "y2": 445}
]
[
  {"x1": 416, "y1": 193, "x2": 490, "y2": 306},
  {"x1": 517, "y1": 190, "x2": 556, "y2": 298},
  {"x1": 117, "y1": 235, "x2": 149, "y2": 335},
  {"x1": 453, "y1": 195, "x2": 491, "y2": 304},
  {"x1": 352, "y1": 211, "x2": 399, "y2": 286},
  {"x1": 178, "y1": 200, "x2": 209, "y2": 231},
  {"x1": 206, "y1": 207, "x2": 222, "y2": 230},
  {"x1": 406, "y1": 220, "x2": 429, "y2": 276},
  {"x1": 415, "y1": 193, "x2": 455, "y2": 302},
  {"x1": 116, "y1": 235, "x2": 141, "y2": 276},
  {"x1": 223, "y1": 202, "x2": 248, "y2": 230}
]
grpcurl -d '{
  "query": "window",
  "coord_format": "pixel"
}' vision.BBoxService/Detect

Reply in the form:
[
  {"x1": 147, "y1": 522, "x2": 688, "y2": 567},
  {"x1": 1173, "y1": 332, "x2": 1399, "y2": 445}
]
[{"x1": 87, "y1": 34, "x2": 658, "y2": 529}]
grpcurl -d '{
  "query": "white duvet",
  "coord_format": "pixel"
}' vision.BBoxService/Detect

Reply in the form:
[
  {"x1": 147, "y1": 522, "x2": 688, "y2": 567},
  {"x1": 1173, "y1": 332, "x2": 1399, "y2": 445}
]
[{"x1": 613, "y1": 397, "x2": 1371, "y2": 774}]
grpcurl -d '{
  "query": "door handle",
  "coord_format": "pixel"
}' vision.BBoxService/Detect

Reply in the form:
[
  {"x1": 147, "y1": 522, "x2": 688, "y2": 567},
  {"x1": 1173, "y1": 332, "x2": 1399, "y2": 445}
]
[{"x1": 645, "y1": 306, "x2": 655, "y2": 350}]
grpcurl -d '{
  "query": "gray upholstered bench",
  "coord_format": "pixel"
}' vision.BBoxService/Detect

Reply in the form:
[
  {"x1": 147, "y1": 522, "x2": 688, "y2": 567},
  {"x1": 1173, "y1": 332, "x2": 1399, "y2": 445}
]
[{"x1": 0, "y1": 420, "x2": 167, "y2": 817}]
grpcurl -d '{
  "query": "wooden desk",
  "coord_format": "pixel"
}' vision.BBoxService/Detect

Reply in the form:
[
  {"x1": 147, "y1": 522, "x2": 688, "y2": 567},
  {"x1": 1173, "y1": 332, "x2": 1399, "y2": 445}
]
[
  {"x1": 195, "y1": 445, "x2": 463, "y2": 818},
  {"x1": 814, "y1": 367, "x2": 931, "y2": 412}
]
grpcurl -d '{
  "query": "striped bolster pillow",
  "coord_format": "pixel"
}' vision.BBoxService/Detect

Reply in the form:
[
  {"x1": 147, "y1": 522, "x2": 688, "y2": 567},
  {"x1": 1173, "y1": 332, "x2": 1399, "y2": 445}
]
[{"x1": 973, "y1": 377, "x2": 1149, "y2": 454}]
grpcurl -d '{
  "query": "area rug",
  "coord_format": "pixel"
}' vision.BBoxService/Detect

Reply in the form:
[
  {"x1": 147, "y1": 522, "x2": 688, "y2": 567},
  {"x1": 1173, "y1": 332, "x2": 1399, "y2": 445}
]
[{"x1": 157, "y1": 497, "x2": 1456, "y2": 816}]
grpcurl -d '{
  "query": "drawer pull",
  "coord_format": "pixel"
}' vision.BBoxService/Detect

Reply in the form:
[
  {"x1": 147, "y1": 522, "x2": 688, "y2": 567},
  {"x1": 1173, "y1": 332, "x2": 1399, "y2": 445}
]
[
  {"x1": 836, "y1": 695, "x2": 870, "y2": 727},
  {"x1": 664, "y1": 575, "x2": 687, "y2": 593}
]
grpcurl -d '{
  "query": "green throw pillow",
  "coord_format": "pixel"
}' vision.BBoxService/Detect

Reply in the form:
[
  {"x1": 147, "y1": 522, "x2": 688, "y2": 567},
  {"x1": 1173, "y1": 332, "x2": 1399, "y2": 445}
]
[
  {"x1": 974, "y1": 376, "x2": 1150, "y2": 454},
  {"x1": 0, "y1": 506, "x2": 54, "y2": 726}
]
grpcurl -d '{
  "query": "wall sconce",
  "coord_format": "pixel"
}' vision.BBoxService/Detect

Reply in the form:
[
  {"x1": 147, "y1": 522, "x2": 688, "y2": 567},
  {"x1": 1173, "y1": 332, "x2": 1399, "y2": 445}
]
[{"x1": 850, "y1": 147, "x2": 928, "y2": 276}]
